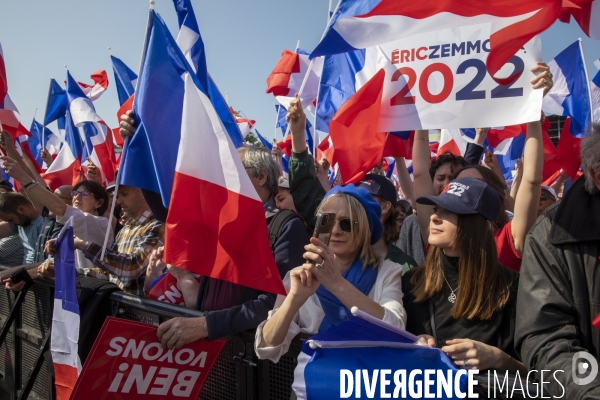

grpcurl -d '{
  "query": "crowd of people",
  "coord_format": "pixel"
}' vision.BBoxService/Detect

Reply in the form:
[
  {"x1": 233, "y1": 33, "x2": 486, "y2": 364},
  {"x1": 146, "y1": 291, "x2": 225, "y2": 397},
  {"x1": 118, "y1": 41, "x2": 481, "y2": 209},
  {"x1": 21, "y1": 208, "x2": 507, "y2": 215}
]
[{"x1": 0, "y1": 61, "x2": 599, "y2": 399}]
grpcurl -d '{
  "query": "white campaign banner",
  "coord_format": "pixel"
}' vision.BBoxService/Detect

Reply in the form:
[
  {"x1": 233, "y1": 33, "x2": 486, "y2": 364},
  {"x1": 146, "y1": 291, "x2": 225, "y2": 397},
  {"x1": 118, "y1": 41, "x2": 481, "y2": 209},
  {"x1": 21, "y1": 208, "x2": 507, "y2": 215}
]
[{"x1": 377, "y1": 23, "x2": 543, "y2": 131}]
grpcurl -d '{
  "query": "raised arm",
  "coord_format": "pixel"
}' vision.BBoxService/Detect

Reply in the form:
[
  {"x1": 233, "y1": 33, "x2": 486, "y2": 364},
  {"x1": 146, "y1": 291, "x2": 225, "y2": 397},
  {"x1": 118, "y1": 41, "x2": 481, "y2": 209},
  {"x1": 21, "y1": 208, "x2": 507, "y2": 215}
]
[
  {"x1": 394, "y1": 157, "x2": 415, "y2": 207},
  {"x1": 412, "y1": 129, "x2": 436, "y2": 243},
  {"x1": 511, "y1": 62, "x2": 552, "y2": 254},
  {"x1": 1, "y1": 156, "x2": 68, "y2": 217}
]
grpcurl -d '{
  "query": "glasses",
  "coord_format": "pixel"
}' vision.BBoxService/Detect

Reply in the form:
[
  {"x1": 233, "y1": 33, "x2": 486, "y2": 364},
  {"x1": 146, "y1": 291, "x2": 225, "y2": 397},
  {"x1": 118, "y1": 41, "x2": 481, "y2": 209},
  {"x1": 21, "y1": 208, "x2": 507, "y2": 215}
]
[
  {"x1": 336, "y1": 218, "x2": 358, "y2": 233},
  {"x1": 540, "y1": 194, "x2": 551, "y2": 201},
  {"x1": 71, "y1": 190, "x2": 92, "y2": 199}
]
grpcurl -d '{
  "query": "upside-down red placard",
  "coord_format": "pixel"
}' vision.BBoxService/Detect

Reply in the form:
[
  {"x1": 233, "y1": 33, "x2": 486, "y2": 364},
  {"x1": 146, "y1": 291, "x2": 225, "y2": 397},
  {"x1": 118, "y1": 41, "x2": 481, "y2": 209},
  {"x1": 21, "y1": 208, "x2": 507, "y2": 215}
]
[{"x1": 71, "y1": 317, "x2": 225, "y2": 400}]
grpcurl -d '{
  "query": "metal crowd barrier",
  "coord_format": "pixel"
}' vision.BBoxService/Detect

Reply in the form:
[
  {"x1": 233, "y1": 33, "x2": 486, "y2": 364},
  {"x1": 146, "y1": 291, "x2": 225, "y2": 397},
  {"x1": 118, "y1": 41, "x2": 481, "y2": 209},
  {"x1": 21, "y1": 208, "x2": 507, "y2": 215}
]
[{"x1": 0, "y1": 272, "x2": 539, "y2": 400}]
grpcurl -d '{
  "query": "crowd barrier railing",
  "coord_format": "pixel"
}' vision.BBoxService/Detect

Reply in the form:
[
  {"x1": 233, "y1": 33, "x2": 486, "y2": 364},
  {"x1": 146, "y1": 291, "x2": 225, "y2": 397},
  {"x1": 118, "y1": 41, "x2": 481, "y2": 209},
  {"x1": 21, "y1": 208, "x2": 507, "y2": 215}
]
[{"x1": 0, "y1": 270, "x2": 538, "y2": 400}]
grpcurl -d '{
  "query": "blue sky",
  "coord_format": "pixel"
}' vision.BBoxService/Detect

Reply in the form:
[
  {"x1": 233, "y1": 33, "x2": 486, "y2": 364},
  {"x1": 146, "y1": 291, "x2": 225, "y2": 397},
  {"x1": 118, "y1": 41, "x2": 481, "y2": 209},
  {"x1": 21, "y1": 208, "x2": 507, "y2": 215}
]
[{"x1": 1, "y1": 0, "x2": 599, "y2": 143}]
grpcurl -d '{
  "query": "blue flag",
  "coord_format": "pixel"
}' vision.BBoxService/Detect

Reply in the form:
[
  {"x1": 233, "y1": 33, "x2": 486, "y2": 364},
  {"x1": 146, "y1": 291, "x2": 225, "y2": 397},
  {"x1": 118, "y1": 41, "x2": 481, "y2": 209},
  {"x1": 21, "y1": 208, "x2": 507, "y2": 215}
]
[
  {"x1": 44, "y1": 78, "x2": 67, "y2": 125},
  {"x1": 110, "y1": 55, "x2": 138, "y2": 106},
  {"x1": 28, "y1": 120, "x2": 56, "y2": 167}
]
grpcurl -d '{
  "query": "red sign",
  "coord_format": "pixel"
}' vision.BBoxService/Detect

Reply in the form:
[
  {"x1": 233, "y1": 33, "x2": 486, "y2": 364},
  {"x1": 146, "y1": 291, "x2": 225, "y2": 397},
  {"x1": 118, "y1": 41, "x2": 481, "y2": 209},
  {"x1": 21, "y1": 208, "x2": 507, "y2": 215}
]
[
  {"x1": 71, "y1": 317, "x2": 226, "y2": 400},
  {"x1": 147, "y1": 272, "x2": 201, "y2": 307}
]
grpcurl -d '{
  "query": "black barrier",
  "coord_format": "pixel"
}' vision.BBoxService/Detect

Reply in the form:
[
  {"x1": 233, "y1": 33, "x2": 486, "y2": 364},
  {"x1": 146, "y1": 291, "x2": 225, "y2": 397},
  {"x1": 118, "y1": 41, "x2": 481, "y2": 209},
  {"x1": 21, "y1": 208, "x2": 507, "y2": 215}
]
[{"x1": 0, "y1": 273, "x2": 540, "y2": 400}]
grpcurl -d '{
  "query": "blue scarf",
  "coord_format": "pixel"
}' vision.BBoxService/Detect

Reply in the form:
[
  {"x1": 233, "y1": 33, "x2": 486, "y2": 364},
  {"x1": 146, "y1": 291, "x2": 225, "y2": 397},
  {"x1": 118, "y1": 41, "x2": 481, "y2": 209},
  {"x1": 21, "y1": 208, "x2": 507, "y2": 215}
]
[{"x1": 316, "y1": 258, "x2": 378, "y2": 332}]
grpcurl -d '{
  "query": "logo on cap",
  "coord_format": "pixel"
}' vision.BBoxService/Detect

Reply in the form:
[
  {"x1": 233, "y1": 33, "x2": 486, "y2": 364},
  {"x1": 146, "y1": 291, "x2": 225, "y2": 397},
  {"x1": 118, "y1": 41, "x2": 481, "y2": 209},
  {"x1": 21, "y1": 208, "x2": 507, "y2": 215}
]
[{"x1": 442, "y1": 182, "x2": 470, "y2": 197}]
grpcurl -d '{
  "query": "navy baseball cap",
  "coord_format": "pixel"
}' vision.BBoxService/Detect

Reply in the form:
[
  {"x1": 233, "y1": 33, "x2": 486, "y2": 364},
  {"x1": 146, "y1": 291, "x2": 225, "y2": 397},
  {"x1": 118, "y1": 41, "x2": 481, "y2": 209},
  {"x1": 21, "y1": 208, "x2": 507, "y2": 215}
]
[
  {"x1": 357, "y1": 174, "x2": 397, "y2": 207},
  {"x1": 416, "y1": 177, "x2": 500, "y2": 222}
]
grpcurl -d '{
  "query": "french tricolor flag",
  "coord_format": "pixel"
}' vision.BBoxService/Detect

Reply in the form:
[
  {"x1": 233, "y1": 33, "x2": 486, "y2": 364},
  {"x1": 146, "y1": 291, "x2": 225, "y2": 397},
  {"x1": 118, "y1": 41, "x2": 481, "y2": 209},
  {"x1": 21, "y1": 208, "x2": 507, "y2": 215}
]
[
  {"x1": 591, "y1": 59, "x2": 600, "y2": 123},
  {"x1": 66, "y1": 72, "x2": 116, "y2": 184},
  {"x1": 43, "y1": 110, "x2": 83, "y2": 190},
  {"x1": 50, "y1": 217, "x2": 82, "y2": 400},
  {"x1": 311, "y1": 0, "x2": 565, "y2": 84},
  {"x1": 127, "y1": 11, "x2": 285, "y2": 295},
  {"x1": 75, "y1": 70, "x2": 109, "y2": 101},
  {"x1": 0, "y1": 42, "x2": 7, "y2": 105},
  {"x1": 542, "y1": 41, "x2": 591, "y2": 138},
  {"x1": 110, "y1": 55, "x2": 138, "y2": 106},
  {"x1": 437, "y1": 128, "x2": 476, "y2": 157},
  {"x1": 173, "y1": 0, "x2": 245, "y2": 148},
  {"x1": 266, "y1": 48, "x2": 323, "y2": 111}
]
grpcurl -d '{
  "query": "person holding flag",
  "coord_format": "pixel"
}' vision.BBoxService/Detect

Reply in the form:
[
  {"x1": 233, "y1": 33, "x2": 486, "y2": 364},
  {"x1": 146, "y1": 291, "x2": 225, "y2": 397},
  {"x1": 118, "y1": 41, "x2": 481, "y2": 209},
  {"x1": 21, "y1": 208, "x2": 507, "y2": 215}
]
[{"x1": 256, "y1": 185, "x2": 406, "y2": 366}]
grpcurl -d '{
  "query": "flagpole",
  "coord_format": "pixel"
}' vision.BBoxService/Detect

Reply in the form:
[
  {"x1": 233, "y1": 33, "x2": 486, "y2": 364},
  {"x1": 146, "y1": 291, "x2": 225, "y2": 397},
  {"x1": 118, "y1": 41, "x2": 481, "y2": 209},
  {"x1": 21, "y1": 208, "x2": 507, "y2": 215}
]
[
  {"x1": 273, "y1": 103, "x2": 279, "y2": 141},
  {"x1": 41, "y1": 77, "x2": 53, "y2": 149},
  {"x1": 578, "y1": 38, "x2": 594, "y2": 128},
  {"x1": 100, "y1": 0, "x2": 155, "y2": 261}
]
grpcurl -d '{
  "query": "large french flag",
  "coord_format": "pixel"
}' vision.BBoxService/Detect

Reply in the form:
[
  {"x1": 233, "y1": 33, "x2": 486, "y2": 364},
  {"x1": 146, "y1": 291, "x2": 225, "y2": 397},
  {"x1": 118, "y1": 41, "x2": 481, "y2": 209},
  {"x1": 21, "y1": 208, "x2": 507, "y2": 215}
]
[
  {"x1": 50, "y1": 217, "x2": 82, "y2": 400},
  {"x1": 43, "y1": 111, "x2": 83, "y2": 190},
  {"x1": 66, "y1": 72, "x2": 116, "y2": 184},
  {"x1": 266, "y1": 48, "x2": 323, "y2": 111},
  {"x1": 311, "y1": 0, "x2": 563, "y2": 84},
  {"x1": 129, "y1": 11, "x2": 285, "y2": 295},
  {"x1": 293, "y1": 310, "x2": 466, "y2": 400},
  {"x1": 591, "y1": 59, "x2": 600, "y2": 123},
  {"x1": 172, "y1": 0, "x2": 245, "y2": 149},
  {"x1": 0, "y1": 43, "x2": 6, "y2": 105},
  {"x1": 542, "y1": 41, "x2": 591, "y2": 138},
  {"x1": 110, "y1": 55, "x2": 138, "y2": 106}
]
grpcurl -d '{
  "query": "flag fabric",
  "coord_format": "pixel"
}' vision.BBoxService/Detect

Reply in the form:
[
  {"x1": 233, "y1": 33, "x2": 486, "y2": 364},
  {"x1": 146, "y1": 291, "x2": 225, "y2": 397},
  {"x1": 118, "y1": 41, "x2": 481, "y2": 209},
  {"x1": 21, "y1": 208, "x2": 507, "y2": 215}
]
[
  {"x1": 0, "y1": 43, "x2": 7, "y2": 105},
  {"x1": 555, "y1": 118, "x2": 582, "y2": 181},
  {"x1": 66, "y1": 72, "x2": 116, "y2": 184},
  {"x1": 329, "y1": 68, "x2": 387, "y2": 184},
  {"x1": 76, "y1": 70, "x2": 109, "y2": 101},
  {"x1": 125, "y1": 11, "x2": 285, "y2": 295},
  {"x1": 51, "y1": 217, "x2": 82, "y2": 400},
  {"x1": 110, "y1": 55, "x2": 138, "y2": 106},
  {"x1": 172, "y1": 0, "x2": 245, "y2": 148},
  {"x1": 310, "y1": 0, "x2": 563, "y2": 85},
  {"x1": 542, "y1": 41, "x2": 591, "y2": 138},
  {"x1": 275, "y1": 104, "x2": 288, "y2": 135},
  {"x1": 28, "y1": 120, "x2": 56, "y2": 167},
  {"x1": 383, "y1": 131, "x2": 415, "y2": 159},
  {"x1": 273, "y1": 104, "x2": 316, "y2": 156},
  {"x1": 266, "y1": 48, "x2": 323, "y2": 110},
  {"x1": 591, "y1": 64, "x2": 600, "y2": 123},
  {"x1": 232, "y1": 109, "x2": 255, "y2": 138},
  {"x1": 44, "y1": 78, "x2": 68, "y2": 125},
  {"x1": 437, "y1": 129, "x2": 476, "y2": 156},
  {"x1": 560, "y1": 0, "x2": 600, "y2": 40},
  {"x1": 293, "y1": 312, "x2": 466, "y2": 400},
  {"x1": 491, "y1": 131, "x2": 526, "y2": 180},
  {"x1": 255, "y1": 129, "x2": 273, "y2": 150},
  {"x1": 0, "y1": 93, "x2": 32, "y2": 140},
  {"x1": 43, "y1": 111, "x2": 83, "y2": 190}
]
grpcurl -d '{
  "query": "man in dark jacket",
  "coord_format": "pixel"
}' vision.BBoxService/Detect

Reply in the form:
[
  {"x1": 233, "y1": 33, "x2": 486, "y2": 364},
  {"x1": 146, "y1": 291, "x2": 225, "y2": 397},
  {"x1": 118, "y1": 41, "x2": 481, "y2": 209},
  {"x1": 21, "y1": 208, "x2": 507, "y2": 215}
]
[{"x1": 515, "y1": 123, "x2": 600, "y2": 398}]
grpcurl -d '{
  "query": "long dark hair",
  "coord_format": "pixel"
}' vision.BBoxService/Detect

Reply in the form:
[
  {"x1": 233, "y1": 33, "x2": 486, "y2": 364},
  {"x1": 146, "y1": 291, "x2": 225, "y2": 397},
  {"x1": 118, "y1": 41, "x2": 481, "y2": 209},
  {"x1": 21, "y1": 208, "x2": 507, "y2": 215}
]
[
  {"x1": 410, "y1": 213, "x2": 514, "y2": 320},
  {"x1": 73, "y1": 180, "x2": 109, "y2": 216},
  {"x1": 453, "y1": 165, "x2": 509, "y2": 229}
]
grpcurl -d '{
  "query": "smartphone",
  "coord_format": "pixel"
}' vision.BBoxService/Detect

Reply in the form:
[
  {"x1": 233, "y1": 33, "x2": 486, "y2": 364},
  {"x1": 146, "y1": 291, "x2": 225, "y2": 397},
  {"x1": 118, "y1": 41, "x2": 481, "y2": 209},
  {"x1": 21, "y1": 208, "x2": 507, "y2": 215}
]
[{"x1": 312, "y1": 212, "x2": 336, "y2": 247}]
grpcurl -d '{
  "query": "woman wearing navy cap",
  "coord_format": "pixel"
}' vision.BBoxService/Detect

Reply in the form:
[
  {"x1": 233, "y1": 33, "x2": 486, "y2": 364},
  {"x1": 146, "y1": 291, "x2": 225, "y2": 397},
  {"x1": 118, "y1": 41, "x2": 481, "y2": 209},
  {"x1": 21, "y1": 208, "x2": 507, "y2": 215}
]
[
  {"x1": 402, "y1": 177, "x2": 525, "y2": 375},
  {"x1": 255, "y1": 185, "x2": 406, "y2": 366}
]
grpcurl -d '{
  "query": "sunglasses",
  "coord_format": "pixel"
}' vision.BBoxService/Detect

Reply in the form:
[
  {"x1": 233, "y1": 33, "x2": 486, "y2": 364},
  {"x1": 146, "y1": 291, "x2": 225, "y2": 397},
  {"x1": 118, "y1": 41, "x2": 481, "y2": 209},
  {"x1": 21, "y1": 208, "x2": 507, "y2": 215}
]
[
  {"x1": 336, "y1": 218, "x2": 358, "y2": 233},
  {"x1": 540, "y1": 194, "x2": 552, "y2": 201},
  {"x1": 71, "y1": 190, "x2": 92, "y2": 199}
]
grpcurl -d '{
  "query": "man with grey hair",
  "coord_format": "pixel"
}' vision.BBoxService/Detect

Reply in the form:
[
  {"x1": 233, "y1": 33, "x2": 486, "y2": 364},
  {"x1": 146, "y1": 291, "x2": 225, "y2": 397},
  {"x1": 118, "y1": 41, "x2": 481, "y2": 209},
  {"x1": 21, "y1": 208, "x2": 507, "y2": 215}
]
[{"x1": 516, "y1": 123, "x2": 600, "y2": 398}]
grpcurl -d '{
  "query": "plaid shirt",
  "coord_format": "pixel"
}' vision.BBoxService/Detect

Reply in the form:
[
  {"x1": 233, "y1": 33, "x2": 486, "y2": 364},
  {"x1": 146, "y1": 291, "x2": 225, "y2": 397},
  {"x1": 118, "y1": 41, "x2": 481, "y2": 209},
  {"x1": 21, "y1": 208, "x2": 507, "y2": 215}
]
[{"x1": 82, "y1": 210, "x2": 164, "y2": 297}]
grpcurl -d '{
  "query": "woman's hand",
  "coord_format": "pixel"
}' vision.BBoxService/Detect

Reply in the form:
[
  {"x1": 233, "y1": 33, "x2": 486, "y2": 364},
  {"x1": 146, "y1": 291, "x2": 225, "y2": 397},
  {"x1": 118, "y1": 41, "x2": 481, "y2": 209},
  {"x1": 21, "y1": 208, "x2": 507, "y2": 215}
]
[
  {"x1": 441, "y1": 338, "x2": 506, "y2": 371},
  {"x1": 288, "y1": 265, "x2": 320, "y2": 303},
  {"x1": 417, "y1": 334, "x2": 436, "y2": 347},
  {"x1": 0, "y1": 156, "x2": 31, "y2": 183},
  {"x1": 303, "y1": 237, "x2": 342, "y2": 289},
  {"x1": 0, "y1": 131, "x2": 18, "y2": 156},
  {"x1": 86, "y1": 161, "x2": 103, "y2": 184},
  {"x1": 530, "y1": 62, "x2": 553, "y2": 97}
]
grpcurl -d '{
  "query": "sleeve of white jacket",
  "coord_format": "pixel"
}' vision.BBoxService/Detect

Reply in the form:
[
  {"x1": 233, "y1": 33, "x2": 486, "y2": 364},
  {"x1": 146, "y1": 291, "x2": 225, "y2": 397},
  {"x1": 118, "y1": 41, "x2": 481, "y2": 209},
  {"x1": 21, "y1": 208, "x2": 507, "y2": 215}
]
[
  {"x1": 254, "y1": 293, "x2": 302, "y2": 363},
  {"x1": 377, "y1": 261, "x2": 407, "y2": 330},
  {"x1": 58, "y1": 205, "x2": 113, "y2": 244}
]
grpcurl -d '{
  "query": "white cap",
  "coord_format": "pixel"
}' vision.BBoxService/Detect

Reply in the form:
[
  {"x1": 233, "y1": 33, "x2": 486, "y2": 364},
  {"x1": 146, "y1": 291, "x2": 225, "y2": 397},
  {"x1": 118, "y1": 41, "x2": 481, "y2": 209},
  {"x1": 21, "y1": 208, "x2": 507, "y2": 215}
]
[{"x1": 541, "y1": 185, "x2": 558, "y2": 201}]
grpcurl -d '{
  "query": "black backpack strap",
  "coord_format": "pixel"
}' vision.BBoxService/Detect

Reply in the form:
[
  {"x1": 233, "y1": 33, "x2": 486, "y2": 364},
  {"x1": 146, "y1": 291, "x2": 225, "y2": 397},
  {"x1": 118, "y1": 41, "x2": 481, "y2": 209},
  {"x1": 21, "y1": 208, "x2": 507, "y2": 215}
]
[{"x1": 267, "y1": 209, "x2": 300, "y2": 252}]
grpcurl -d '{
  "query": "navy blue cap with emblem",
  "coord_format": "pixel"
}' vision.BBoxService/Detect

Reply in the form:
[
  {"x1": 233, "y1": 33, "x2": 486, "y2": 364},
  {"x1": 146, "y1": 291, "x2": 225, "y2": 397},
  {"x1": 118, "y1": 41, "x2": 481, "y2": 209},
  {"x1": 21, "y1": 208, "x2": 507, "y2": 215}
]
[{"x1": 416, "y1": 177, "x2": 500, "y2": 222}]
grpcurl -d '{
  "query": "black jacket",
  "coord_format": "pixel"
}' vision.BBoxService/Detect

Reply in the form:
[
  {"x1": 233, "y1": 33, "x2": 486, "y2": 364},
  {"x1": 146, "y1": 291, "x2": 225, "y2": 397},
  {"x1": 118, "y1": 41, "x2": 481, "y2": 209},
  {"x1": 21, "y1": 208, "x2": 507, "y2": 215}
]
[{"x1": 515, "y1": 176, "x2": 600, "y2": 399}]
